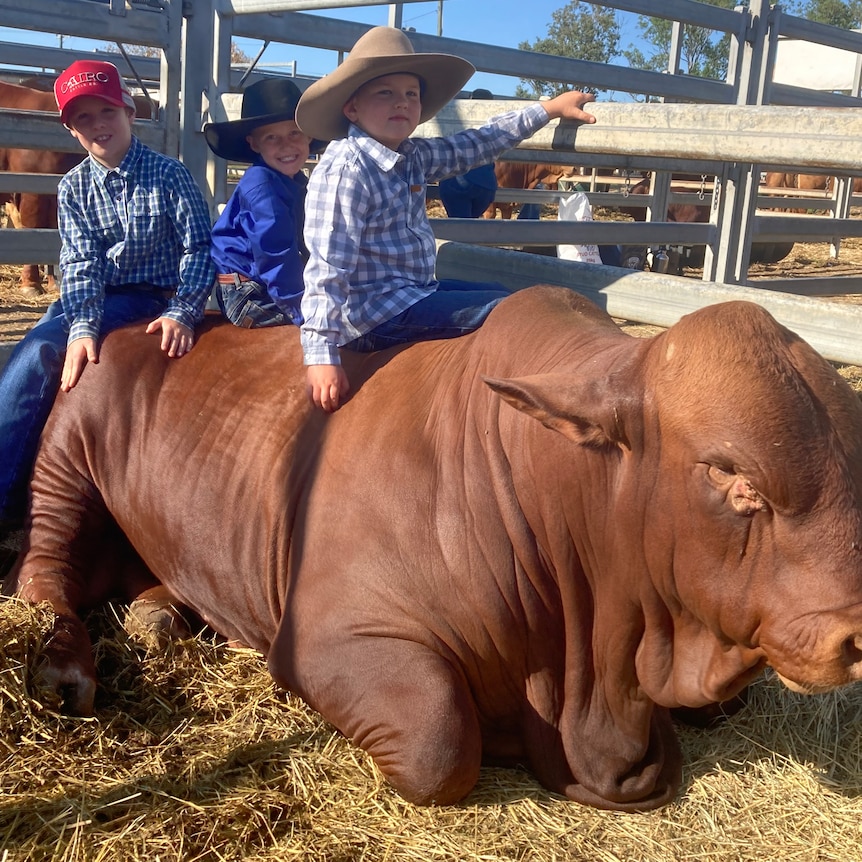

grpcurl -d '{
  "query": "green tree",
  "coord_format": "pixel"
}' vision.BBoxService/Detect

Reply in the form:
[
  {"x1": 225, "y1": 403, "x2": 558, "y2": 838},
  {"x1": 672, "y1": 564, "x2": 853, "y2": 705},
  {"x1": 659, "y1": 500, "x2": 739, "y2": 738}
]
[
  {"x1": 622, "y1": 0, "x2": 738, "y2": 85},
  {"x1": 795, "y1": 0, "x2": 862, "y2": 27},
  {"x1": 515, "y1": 1, "x2": 621, "y2": 99}
]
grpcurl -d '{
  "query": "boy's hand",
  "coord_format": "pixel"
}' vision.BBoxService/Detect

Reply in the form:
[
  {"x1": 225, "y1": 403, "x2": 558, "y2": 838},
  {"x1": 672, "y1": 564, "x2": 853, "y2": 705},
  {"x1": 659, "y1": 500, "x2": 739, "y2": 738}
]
[
  {"x1": 61, "y1": 337, "x2": 98, "y2": 392},
  {"x1": 146, "y1": 316, "x2": 195, "y2": 357},
  {"x1": 540, "y1": 90, "x2": 597, "y2": 124},
  {"x1": 307, "y1": 364, "x2": 350, "y2": 413}
]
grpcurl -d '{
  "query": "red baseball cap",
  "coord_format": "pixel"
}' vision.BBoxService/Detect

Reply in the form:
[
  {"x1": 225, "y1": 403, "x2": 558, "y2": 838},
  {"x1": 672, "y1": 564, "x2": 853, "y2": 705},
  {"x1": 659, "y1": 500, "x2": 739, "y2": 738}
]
[{"x1": 54, "y1": 60, "x2": 136, "y2": 123}]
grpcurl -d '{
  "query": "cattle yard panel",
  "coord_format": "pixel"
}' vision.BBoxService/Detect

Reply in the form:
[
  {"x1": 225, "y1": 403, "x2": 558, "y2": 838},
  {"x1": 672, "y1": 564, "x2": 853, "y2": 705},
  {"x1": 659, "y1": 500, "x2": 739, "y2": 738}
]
[
  {"x1": 0, "y1": 0, "x2": 182, "y2": 268},
  {"x1": 1, "y1": 0, "x2": 862, "y2": 313},
  {"x1": 435, "y1": 240, "x2": 862, "y2": 366}
]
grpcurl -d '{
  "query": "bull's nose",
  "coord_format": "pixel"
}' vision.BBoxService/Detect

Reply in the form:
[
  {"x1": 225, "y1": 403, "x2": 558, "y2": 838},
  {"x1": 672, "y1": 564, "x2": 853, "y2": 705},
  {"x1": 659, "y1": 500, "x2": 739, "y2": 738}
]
[
  {"x1": 841, "y1": 632, "x2": 862, "y2": 671},
  {"x1": 769, "y1": 613, "x2": 862, "y2": 693}
]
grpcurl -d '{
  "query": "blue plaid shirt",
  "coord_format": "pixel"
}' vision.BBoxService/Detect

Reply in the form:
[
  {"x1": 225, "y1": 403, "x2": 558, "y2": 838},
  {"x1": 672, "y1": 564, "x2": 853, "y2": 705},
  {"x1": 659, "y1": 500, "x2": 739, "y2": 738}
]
[
  {"x1": 301, "y1": 103, "x2": 550, "y2": 365},
  {"x1": 57, "y1": 136, "x2": 215, "y2": 343}
]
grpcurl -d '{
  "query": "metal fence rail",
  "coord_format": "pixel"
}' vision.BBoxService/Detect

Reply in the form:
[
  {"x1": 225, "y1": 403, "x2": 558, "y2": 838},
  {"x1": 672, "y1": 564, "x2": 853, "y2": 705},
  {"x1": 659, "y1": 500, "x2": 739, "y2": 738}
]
[{"x1": 2, "y1": 0, "x2": 862, "y2": 347}]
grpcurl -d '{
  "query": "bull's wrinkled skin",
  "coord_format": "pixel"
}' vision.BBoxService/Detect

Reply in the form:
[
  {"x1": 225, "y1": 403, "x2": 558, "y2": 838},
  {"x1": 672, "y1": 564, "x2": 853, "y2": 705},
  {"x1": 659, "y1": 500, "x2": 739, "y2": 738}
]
[{"x1": 8, "y1": 286, "x2": 862, "y2": 811}]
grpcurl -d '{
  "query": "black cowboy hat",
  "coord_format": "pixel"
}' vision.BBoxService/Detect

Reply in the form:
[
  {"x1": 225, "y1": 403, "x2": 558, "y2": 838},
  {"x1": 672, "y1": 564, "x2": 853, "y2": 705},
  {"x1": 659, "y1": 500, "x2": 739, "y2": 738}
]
[{"x1": 204, "y1": 77, "x2": 324, "y2": 163}]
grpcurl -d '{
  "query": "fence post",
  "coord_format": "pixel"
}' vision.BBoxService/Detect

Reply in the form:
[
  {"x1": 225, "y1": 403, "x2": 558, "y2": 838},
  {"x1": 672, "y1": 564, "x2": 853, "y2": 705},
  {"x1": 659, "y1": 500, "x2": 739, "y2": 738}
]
[
  {"x1": 706, "y1": 0, "x2": 774, "y2": 284},
  {"x1": 180, "y1": 0, "x2": 215, "y2": 211}
]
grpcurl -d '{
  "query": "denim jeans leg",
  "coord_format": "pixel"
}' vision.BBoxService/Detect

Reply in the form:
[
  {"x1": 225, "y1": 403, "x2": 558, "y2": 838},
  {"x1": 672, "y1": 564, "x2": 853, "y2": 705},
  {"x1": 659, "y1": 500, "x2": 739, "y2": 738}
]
[
  {"x1": 216, "y1": 280, "x2": 288, "y2": 328},
  {"x1": 0, "y1": 307, "x2": 69, "y2": 523},
  {"x1": 99, "y1": 290, "x2": 168, "y2": 335},
  {"x1": 345, "y1": 279, "x2": 511, "y2": 353}
]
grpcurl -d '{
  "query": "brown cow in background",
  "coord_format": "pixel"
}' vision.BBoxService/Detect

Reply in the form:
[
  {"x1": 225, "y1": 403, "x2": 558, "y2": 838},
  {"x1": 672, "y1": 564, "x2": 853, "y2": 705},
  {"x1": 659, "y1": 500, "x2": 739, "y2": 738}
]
[
  {"x1": 482, "y1": 161, "x2": 575, "y2": 219},
  {"x1": 763, "y1": 172, "x2": 862, "y2": 214},
  {"x1": 619, "y1": 176, "x2": 792, "y2": 270},
  {"x1": 0, "y1": 80, "x2": 84, "y2": 294}
]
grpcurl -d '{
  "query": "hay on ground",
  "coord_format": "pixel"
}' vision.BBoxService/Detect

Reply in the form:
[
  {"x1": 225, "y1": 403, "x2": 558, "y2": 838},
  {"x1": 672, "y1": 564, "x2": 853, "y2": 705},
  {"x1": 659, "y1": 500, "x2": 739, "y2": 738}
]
[{"x1": 1, "y1": 595, "x2": 862, "y2": 862}]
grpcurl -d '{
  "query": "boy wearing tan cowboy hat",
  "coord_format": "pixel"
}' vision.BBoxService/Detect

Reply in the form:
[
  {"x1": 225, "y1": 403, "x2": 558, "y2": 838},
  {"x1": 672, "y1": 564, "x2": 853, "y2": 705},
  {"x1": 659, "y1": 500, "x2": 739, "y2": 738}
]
[
  {"x1": 294, "y1": 26, "x2": 596, "y2": 413},
  {"x1": 0, "y1": 59, "x2": 214, "y2": 537},
  {"x1": 206, "y1": 78, "x2": 322, "y2": 328}
]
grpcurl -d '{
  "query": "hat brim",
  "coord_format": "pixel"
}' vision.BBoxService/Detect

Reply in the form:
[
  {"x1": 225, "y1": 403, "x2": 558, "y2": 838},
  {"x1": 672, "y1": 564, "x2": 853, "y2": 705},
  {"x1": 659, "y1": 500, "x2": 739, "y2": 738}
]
[
  {"x1": 295, "y1": 53, "x2": 475, "y2": 142},
  {"x1": 60, "y1": 91, "x2": 136, "y2": 125},
  {"x1": 204, "y1": 110, "x2": 325, "y2": 163}
]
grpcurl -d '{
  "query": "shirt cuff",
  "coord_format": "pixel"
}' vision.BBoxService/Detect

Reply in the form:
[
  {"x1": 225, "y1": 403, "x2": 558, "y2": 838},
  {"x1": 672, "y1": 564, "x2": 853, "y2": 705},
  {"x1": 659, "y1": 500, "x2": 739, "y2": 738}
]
[
  {"x1": 68, "y1": 321, "x2": 99, "y2": 344},
  {"x1": 523, "y1": 102, "x2": 551, "y2": 133},
  {"x1": 302, "y1": 336, "x2": 341, "y2": 366}
]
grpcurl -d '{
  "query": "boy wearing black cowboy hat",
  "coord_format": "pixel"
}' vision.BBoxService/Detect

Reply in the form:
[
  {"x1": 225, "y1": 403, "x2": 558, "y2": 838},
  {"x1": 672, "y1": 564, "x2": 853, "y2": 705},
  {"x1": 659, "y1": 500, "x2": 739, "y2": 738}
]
[
  {"x1": 293, "y1": 26, "x2": 596, "y2": 413},
  {"x1": 206, "y1": 77, "x2": 321, "y2": 328}
]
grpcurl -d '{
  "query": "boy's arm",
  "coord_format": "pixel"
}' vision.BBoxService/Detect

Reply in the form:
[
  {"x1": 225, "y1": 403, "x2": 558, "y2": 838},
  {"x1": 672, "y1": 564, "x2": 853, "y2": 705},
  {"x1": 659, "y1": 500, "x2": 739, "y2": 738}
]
[
  {"x1": 301, "y1": 163, "x2": 370, "y2": 412},
  {"x1": 423, "y1": 92, "x2": 596, "y2": 184},
  {"x1": 160, "y1": 163, "x2": 216, "y2": 330},
  {"x1": 57, "y1": 179, "x2": 109, "y2": 345},
  {"x1": 300, "y1": 165, "x2": 368, "y2": 367}
]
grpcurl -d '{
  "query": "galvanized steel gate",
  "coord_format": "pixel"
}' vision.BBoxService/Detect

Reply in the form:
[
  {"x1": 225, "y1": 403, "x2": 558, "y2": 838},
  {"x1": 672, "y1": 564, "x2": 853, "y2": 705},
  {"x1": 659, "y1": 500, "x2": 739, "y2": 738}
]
[{"x1": 2, "y1": 0, "x2": 862, "y2": 363}]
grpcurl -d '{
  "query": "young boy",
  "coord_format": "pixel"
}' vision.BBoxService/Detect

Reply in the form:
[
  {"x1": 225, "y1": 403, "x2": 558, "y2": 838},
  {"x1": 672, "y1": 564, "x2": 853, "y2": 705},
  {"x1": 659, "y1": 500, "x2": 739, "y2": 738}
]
[
  {"x1": 205, "y1": 77, "x2": 320, "y2": 328},
  {"x1": 294, "y1": 26, "x2": 596, "y2": 413},
  {"x1": 0, "y1": 59, "x2": 214, "y2": 534}
]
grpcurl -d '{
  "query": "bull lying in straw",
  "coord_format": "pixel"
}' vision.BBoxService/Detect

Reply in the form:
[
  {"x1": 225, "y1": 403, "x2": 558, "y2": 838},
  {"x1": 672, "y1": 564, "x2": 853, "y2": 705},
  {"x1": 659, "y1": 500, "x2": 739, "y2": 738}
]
[{"x1": 7, "y1": 285, "x2": 862, "y2": 810}]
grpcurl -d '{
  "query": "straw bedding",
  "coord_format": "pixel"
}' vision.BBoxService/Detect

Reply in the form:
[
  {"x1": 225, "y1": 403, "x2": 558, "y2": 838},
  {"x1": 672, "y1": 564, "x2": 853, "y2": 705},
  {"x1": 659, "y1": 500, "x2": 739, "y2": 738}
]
[
  {"x1": 1, "y1": 582, "x2": 862, "y2": 861},
  {"x1": 3, "y1": 262, "x2": 862, "y2": 860}
]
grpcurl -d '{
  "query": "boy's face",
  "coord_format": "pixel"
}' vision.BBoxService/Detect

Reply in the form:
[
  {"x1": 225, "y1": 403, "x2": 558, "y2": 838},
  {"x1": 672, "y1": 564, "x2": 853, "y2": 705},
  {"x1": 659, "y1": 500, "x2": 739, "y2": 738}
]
[
  {"x1": 246, "y1": 119, "x2": 311, "y2": 178},
  {"x1": 64, "y1": 96, "x2": 134, "y2": 169},
  {"x1": 343, "y1": 73, "x2": 422, "y2": 150}
]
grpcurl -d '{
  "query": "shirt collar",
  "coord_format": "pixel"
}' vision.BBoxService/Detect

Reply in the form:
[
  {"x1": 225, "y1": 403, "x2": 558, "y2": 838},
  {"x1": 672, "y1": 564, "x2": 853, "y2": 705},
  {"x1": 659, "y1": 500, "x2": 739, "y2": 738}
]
[
  {"x1": 89, "y1": 134, "x2": 142, "y2": 186},
  {"x1": 347, "y1": 123, "x2": 403, "y2": 172},
  {"x1": 254, "y1": 157, "x2": 308, "y2": 189}
]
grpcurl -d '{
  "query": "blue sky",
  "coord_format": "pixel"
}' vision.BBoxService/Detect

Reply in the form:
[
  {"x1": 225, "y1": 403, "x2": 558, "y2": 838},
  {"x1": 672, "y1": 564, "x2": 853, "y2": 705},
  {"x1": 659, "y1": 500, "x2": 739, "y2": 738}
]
[
  {"x1": 241, "y1": 1, "x2": 642, "y2": 94},
  {"x1": 1, "y1": 1, "x2": 643, "y2": 96}
]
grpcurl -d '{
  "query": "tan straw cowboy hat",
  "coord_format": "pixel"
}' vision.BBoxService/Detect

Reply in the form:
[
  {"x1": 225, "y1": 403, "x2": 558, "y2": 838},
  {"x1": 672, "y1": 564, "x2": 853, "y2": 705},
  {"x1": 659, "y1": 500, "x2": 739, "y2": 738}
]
[{"x1": 295, "y1": 26, "x2": 475, "y2": 142}]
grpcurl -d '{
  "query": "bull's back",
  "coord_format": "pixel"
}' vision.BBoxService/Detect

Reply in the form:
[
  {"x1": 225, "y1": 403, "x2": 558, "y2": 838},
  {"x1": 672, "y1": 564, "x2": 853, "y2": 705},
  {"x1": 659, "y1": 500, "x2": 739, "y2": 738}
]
[{"x1": 40, "y1": 320, "x2": 316, "y2": 648}]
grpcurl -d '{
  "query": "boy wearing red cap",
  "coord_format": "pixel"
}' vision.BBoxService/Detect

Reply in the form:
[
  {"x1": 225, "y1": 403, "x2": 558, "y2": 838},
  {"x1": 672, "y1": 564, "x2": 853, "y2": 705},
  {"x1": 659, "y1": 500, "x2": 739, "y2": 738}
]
[{"x1": 0, "y1": 59, "x2": 214, "y2": 535}]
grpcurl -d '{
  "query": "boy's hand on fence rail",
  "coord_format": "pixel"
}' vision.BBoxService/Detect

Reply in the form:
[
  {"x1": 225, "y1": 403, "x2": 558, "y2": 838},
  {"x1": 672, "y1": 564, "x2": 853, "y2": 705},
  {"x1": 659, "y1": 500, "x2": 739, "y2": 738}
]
[{"x1": 541, "y1": 90, "x2": 597, "y2": 125}]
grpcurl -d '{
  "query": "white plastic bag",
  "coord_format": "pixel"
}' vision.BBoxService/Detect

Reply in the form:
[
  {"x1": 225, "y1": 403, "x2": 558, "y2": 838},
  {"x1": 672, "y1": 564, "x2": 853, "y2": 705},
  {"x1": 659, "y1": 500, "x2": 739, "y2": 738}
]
[{"x1": 556, "y1": 192, "x2": 603, "y2": 264}]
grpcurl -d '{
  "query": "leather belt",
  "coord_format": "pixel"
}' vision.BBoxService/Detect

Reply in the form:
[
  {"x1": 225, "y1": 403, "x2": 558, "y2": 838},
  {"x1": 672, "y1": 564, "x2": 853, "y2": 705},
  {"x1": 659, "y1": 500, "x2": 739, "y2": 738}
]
[
  {"x1": 216, "y1": 272, "x2": 252, "y2": 286},
  {"x1": 106, "y1": 283, "x2": 175, "y2": 300}
]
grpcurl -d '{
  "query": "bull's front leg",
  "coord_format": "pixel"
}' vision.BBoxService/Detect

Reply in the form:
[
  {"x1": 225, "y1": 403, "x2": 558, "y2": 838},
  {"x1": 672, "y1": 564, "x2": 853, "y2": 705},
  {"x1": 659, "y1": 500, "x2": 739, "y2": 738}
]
[
  {"x1": 11, "y1": 534, "x2": 99, "y2": 715},
  {"x1": 7, "y1": 445, "x2": 136, "y2": 715}
]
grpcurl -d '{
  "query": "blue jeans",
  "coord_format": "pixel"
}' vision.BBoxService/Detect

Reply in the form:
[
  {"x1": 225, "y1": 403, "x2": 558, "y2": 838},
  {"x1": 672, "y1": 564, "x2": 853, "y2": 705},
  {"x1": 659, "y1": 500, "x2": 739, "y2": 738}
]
[
  {"x1": 216, "y1": 278, "x2": 296, "y2": 328},
  {"x1": 344, "y1": 279, "x2": 510, "y2": 353},
  {"x1": 0, "y1": 288, "x2": 168, "y2": 525},
  {"x1": 439, "y1": 176, "x2": 496, "y2": 219}
]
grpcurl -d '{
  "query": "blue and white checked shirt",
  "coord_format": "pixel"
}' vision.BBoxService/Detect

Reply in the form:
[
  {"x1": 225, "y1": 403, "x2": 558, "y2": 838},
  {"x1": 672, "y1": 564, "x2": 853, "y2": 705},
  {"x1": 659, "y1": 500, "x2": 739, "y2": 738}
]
[
  {"x1": 58, "y1": 135, "x2": 215, "y2": 343},
  {"x1": 300, "y1": 103, "x2": 550, "y2": 365}
]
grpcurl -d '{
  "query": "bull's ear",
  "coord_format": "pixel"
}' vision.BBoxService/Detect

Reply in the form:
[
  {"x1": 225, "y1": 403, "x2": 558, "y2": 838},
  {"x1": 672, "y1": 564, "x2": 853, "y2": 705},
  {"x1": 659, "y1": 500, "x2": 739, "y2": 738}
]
[{"x1": 483, "y1": 373, "x2": 636, "y2": 448}]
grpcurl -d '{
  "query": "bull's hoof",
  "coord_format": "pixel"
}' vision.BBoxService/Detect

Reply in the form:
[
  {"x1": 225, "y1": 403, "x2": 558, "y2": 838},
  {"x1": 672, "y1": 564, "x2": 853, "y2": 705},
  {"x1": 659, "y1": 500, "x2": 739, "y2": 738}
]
[
  {"x1": 38, "y1": 614, "x2": 98, "y2": 715},
  {"x1": 124, "y1": 593, "x2": 193, "y2": 649},
  {"x1": 19, "y1": 282, "x2": 45, "y2": 297}
]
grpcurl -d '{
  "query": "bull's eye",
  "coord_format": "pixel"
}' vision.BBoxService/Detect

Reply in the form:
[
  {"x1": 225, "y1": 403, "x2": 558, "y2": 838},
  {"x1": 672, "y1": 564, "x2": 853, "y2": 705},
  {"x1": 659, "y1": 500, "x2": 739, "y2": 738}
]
[{"x1": 706, "y1": 463, "x2": 735, "y2": 486}]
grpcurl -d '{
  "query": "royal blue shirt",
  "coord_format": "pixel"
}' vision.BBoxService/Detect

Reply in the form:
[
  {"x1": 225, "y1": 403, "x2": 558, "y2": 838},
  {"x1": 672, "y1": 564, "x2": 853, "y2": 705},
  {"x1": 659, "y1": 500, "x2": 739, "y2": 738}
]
[
  {"x1": 57, "y1": 135, "x2": 214, "y2": 344},
  {"x1": 211, "y1": 162, "x2": 308, "y2": 325}
]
